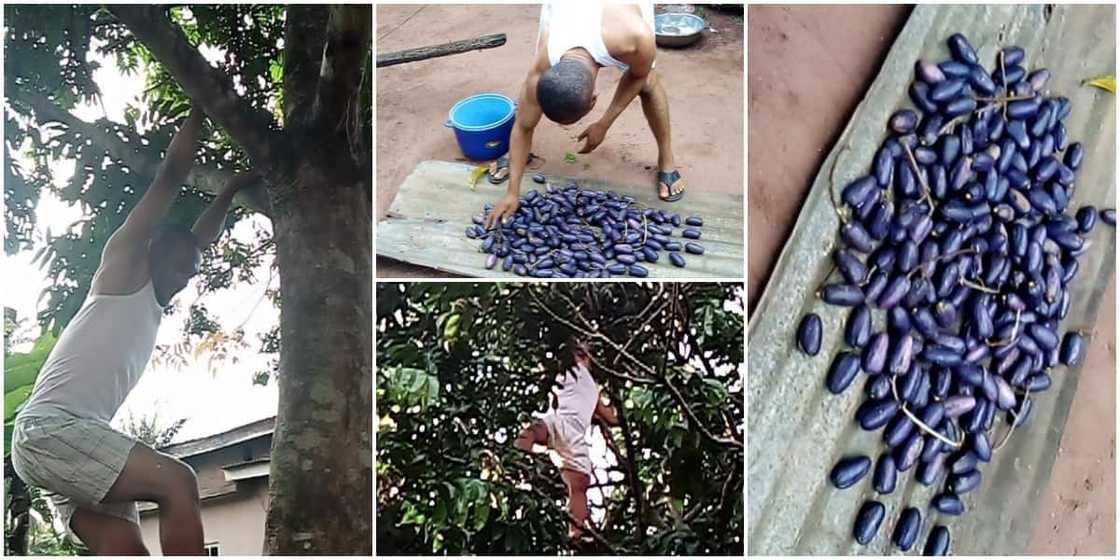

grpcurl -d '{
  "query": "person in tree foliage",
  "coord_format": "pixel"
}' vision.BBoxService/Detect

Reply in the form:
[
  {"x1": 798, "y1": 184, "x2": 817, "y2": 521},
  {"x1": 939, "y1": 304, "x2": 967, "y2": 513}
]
[
  {"x1": 513, "y1": 336, "x2": 620, "y2": 541},
  {"x1": 10, "y1": 106, "x2": 259, "y2": 554}
]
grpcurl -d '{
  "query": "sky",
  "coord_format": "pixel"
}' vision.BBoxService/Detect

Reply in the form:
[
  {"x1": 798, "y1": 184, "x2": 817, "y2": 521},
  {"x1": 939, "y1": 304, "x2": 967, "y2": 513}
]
[{"x1": 4, "y1": 36, "x2": 278, "y2": 443}]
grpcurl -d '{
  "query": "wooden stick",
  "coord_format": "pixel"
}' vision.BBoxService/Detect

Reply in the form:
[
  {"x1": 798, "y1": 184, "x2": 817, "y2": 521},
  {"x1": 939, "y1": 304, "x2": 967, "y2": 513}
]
[{"x1": 377, "y1": 33, "x2": 507, "y2": 67}]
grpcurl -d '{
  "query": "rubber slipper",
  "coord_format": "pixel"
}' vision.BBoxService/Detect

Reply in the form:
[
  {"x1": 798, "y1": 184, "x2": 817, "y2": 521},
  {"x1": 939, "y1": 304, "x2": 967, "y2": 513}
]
[
  {"x1": 488, "y1": 153, "x2": 544, "y2": 184},
  {"x1": 658, "y1": 169, "x2": 686, "y2": 202},
  {"x1": 488, "y1": 155, "x2": 510, "y2": 184}
]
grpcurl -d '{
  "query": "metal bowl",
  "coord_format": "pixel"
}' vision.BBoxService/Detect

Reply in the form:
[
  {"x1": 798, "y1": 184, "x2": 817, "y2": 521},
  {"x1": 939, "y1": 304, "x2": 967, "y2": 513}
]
[{"x1": 654, "y1": 13, "x2": 705, "y2": 48}]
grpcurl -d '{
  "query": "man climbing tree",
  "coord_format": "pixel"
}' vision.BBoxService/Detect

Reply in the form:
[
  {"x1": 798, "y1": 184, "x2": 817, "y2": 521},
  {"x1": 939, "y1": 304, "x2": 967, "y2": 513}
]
[
  {"x1": 6, "y1": 5, "x2": 372, "y2": 552},
  {"x1": 10, "y1": 107, "x2": 255, "y2": 554},
  {"x1": 376, "y1": 283, "x2": 744, "y2": 555},
  {"x1": 513, "y1": 337, "x2": 619, "y2": 542}
]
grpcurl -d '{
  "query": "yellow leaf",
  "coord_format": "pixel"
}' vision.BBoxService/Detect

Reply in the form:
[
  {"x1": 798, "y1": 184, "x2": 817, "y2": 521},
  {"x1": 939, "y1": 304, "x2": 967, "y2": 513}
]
[
  {"x1": 467, "y1": 165, "x2": 488, "y2": 190},
  {"x1": 1082, "y1": 74, "x2": 1116, "y2": 94}
]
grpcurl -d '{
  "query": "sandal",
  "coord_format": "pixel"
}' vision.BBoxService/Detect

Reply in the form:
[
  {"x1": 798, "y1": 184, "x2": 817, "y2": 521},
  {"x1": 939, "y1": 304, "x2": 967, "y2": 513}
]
[
  {"x1": 488, "y1": 153, "x2": 544, "y2": 184},
  {"x1": 488, "y1": 155, "x2": 510, "y2": 184},
  {"x1": 658, "y1": 169, "x2": 686, "y2": 202}
]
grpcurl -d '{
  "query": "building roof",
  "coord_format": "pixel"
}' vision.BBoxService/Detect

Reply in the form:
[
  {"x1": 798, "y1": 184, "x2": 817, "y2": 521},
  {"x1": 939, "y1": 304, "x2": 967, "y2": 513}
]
[{"x1": 160, "y1": 416, "x2": 276, "y2": 459}]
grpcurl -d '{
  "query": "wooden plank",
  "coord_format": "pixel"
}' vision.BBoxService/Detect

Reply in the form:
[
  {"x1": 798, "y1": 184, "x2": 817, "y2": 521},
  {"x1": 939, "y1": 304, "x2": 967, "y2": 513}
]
[
  {"x1": 377, "y1": 160, "x2": 744, "y2": 278},
  {"x1": 748, "y1": 5, "x2": 1115, "y2": 555},
  {"x1": 376, "y1": 33, "x2": 507, "y2": 68}
]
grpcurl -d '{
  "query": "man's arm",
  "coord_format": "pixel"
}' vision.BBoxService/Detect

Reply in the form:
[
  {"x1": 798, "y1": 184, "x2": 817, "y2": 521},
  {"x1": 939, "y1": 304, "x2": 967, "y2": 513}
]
[
  {"x1": 578, "y1": 35, "x2": 656, "y2": 153},
  {"x1": 104, "y1": 107, "x2": 205, "y2": 256},
  {"x1": 191, "y1": 172, "x2": 258, "y2": 245},
  {"x1": 593, "y1": 399, "x2": 620, "y2": 427},
  {"x1": 505, "y1": 77, "x2": 543, "y2": 199},
  {"x1": 486, "y1": 75, "x2": 543, "y2": 229}
]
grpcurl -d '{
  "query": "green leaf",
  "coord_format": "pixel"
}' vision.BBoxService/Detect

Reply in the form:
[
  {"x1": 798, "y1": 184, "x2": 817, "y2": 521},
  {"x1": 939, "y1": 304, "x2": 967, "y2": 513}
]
[
  {"x1": 398, "y1": 502, "x2": 426, "y2": 527},
  {"x1": 472, "y1": 497, "x2": 490, "y2": 531},
  {"x1": 4, "y1": 385, "x2": 34, "y2": 424},
  {"x1": 4, "y1": 333, "x2": 57, "y2": 391},
  {"x1": 3, "y1": 422, "x2": 13, "y2": 457},
  {"x1": 443, "y1": 313, "x2": 461, "y2": 341},
  {"x1": 433, "y1": 498, "x2": 448, "y2": 526}
]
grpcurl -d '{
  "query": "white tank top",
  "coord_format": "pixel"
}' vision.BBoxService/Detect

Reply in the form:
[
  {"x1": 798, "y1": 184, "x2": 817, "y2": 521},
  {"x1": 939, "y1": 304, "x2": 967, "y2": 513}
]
[
  {"x1": 19, "y1": 282, "x2": 164, "y2": 422},
  {"x1": 539, "y1": 1, "x2": 655, "y2": 72},
  {"x1": 551, "y1": 363, "x2": 599, "y2": 430}
]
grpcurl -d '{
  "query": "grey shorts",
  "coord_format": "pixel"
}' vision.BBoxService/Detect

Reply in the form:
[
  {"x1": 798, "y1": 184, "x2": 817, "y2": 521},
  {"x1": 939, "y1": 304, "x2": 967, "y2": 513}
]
[
  {"x1": 538, "y1": 412, "x2": 593, "y2": 475},
  {"x1": 10, "y1": 414, "x2": 141, "y2": 543}
]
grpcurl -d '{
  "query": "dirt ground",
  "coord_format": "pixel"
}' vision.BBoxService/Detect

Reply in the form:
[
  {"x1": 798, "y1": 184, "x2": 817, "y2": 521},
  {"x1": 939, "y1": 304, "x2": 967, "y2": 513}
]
[
  {"x1": 375, "y1": 4, "x2": 744, "y2": 277},
  {"x1": 747, "y1": 5, "x2": 1115, "y2": 555}
]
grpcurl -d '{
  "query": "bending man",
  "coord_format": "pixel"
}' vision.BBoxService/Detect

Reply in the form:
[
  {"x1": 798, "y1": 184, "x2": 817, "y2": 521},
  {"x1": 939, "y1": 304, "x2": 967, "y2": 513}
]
[
  {"x1": 11, "y1": 107, "x2": 258, "y2": 555},
  {"x1": 487, "y1": 1, "x2": 684, "y2": 229}
]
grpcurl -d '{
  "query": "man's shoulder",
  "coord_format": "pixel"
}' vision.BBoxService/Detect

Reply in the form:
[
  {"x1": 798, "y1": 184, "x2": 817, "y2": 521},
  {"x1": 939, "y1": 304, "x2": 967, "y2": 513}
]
[
  {"x1": 90, "y1": 249, "x2": 149, "y2": 296},
  {"x1": 608, "y1": 18, "x2": 655, "y2": 67}
]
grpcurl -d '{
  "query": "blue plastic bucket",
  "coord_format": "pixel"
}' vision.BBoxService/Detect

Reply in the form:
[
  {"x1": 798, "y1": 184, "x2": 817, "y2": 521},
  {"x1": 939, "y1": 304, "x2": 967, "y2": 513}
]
[{"x1": 445, "y1": 93, "x2": 517, "y2": 161}]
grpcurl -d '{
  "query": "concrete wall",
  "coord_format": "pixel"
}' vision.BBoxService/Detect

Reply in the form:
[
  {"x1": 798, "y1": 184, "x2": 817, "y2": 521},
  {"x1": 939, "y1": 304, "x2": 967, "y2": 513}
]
[{"x1": 138, "y1": 478, "x2": 270, "y2": 555}]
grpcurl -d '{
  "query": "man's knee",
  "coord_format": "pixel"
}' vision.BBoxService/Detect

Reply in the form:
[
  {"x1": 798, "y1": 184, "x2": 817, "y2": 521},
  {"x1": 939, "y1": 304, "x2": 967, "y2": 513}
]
[
  {"x1": 640, "y1": 70, "x2": 661, "y2": 97},
  {"x1": 157, "y1": 455, "x2": 199, "y2": 504},
  {"x1": 563, "y1": 469, "x2": 590, "y2": 493}
]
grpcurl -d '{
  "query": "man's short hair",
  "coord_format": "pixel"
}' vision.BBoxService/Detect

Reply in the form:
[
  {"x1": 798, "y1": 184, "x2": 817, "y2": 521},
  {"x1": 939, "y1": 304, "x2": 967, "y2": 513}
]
[
  {"x1": 537, "y1": 57, "x2": 595, "y2": 124},
  {"x1": 565, "y1": 335, "x2": 591, "y2": 361}
]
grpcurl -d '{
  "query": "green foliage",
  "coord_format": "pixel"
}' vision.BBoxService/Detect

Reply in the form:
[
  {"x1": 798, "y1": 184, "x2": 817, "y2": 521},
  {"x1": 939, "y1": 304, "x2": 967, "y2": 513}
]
[
  {"x1": 3, "y1": 334, "x2": 57, "y2": 457},
  {"x1": 376, "y1": 283, "x2": 744, "y2": 555},
  {"x1": 25, "y1": 525, "x2": 83, "y2": 556},
  {"x1": 120, "y1": 412, "x2": 187, "y2": 448}
]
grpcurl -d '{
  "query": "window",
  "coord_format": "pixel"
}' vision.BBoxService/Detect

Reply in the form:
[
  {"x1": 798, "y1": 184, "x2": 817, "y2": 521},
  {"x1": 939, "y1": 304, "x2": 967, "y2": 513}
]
[{"x1": 204, "y1": 542, "x2": 220, "y2": 556}]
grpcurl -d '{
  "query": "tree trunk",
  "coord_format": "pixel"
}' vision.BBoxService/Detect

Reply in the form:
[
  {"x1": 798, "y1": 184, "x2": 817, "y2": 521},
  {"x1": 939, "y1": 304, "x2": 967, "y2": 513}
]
[
  {"x1": 106, "y1": 6, "x2": 373, "y2": 552},
  {"x1": 264, "y1": 151, "x2": 372, "y2": 554}
]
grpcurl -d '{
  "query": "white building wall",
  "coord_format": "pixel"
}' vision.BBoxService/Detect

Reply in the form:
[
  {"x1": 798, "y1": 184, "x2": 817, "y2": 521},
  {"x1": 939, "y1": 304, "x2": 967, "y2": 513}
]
[{"x1": 138, "y1": 478, "x2": 269, "y2": 555}]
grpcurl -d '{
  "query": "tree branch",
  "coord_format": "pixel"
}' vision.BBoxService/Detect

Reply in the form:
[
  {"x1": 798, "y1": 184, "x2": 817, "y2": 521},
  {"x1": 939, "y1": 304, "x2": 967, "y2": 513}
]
[
  {"x1": 589, "y1": 355, "x2": 656, "y2": 385},
  {"x1": 107, "y1": 6, "x2": 287, "y2": 174},
  {"x1": 527, "y1": 288, "x2": 659, "y2": 378},
  {"x1": 684, "y1": 464, "x2": 738, "y2": 523},
  {"x1": 657, "y1": 366, "x2": 743, "y2": 449},
  {"x1": 12, "y1": 91, "x2": 271, "y2": 216},
  {"x1": 602, "y1": 374, "x2": 647, "y2": 544}
]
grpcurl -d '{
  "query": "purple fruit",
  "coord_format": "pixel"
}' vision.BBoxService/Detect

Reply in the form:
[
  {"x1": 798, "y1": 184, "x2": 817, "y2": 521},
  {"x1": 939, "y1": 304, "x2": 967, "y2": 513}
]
[
  {"x1": 854, "y1": 501, "x2": 886, "y2": 545},
  {"x1": 797, "y1": 313, "x2": 823, "y2": 356},
  {"x1": 892, "y1": 507, "x2": 921, "y2": 551},
  {"x1": 830, "y1": 455, "x2": 873, "y2": 489}
]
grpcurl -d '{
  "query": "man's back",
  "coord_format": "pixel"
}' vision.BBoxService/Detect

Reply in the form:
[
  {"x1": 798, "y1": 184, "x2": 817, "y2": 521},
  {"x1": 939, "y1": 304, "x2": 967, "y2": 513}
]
[
  {"x1": 538, "y1": 2, "x2": 654, "y2": 72},
  {"x1": 551, "y1": 364, "x2": 600, "y2": 429},
  {"x1": 19, "y1": 281, "x2": 163, "y2": 423}
]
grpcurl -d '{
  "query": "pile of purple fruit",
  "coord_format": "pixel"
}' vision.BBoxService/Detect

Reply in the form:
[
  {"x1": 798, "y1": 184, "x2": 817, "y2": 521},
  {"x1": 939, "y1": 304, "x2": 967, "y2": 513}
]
[
  {"x1": 465, "y1": 179, "x2": 706, "y2": 277},
  {"x1": 795, "y1": 33, "x2": 1115, "y2": 555}
]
